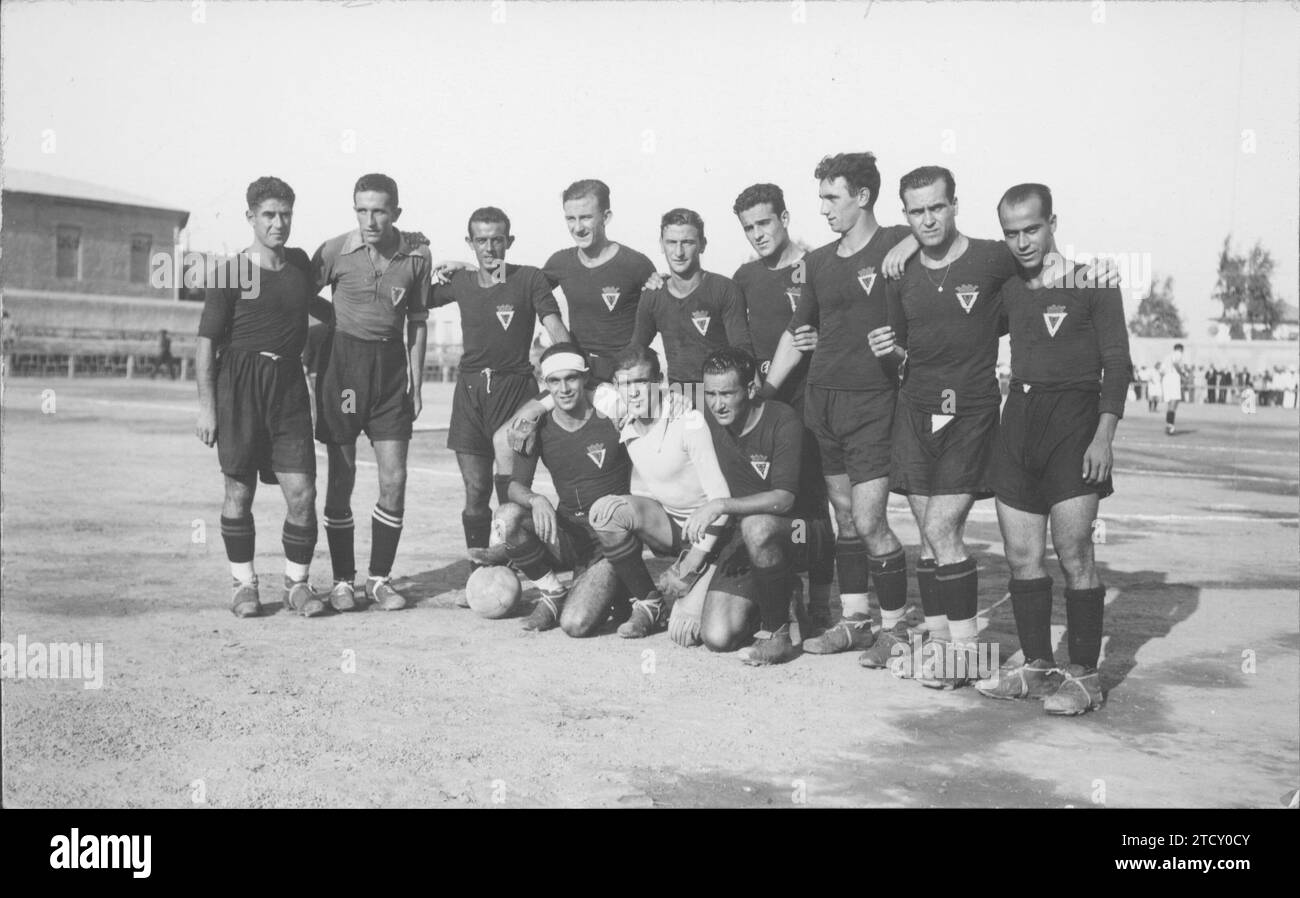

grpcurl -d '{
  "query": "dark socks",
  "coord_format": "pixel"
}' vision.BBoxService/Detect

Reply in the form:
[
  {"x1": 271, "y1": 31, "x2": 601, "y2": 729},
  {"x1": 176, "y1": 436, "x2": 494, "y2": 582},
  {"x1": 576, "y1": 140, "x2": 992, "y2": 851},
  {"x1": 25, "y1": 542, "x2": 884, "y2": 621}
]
[
  {"x1": 834, "y1": 537, "x2": 870, "y2": 595},
  {"x1": 323, "y1": 506, "x2": 355, "y2": 582},
  {"x1": 505, "y1": 529, "x2": 551, "y2": 582},
  {"x1": 1009, "y1": 577, "x2": 1054, "y2": 664},
  {"x1": 917, "y1": 557, "x2": 940, "y2": 617},
  {"x1": 868, "y1": 548, "x2": 907, "y2": 613},
  {"x1": 462, "y1": 510, "x2": 492, "y2": 550},
  {"x1": 753, "y1": 557, "x2": 794, "y2": 631},
  {"x1": 281, "y1": 519, "x2": 316, "y2": 566},
  {"x1": 221, "y1": 514, "x2": 255, "y2": 564},
  {"x1": 937, "y1": 558, "x2": 978, "y2": 624},
  {"x1": 370, "y1": 504, "x2": 403, "y2": 578},
  {"x1": 1065, "y1": 586, "x2": 1106, "y2": 670},
  {"x1": 603, "y1": 534, "x2": 656, "y2": 602}
]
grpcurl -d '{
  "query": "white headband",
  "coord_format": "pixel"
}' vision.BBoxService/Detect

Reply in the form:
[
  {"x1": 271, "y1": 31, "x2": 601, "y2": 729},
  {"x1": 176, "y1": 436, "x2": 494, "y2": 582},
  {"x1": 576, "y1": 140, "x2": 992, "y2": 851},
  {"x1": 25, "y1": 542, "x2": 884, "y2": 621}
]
[{"x1": 540, "y1": 352, "x2": 589, "y2": 380}]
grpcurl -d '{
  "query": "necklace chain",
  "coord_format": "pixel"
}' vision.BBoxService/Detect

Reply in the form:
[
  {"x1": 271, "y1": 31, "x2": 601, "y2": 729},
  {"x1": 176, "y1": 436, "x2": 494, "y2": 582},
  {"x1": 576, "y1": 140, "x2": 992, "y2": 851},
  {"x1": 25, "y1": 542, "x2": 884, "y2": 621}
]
[{"x1": 923, "y1": 262, "x2": 953, "y2": 292}]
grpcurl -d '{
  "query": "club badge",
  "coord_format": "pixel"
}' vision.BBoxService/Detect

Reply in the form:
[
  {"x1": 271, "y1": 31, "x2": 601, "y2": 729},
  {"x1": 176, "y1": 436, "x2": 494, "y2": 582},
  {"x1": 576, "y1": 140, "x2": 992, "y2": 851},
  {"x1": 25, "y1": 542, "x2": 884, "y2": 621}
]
[
  {"x1": 691, "y1": 311, "x2": 711, "y2": 336},
  {"x1": 750, "y1": 454, "x2": 771, "y2": 479},
  {"x1": 786, "y1": 287, "x2": 801, "y2": 312},
  {"x1": 601, "y1": 287, "x2": 620, "y2": 311},
  {"x1": 857, "y1": 268, "x2": 877, "y2": 294},
  {"x1": 391, "y1": 286, "x2": 406, "y2": 307},
  {"x1": 496, "y1": 305, "x2": 515, "y2": 330},
  {"x1": 1044, "y1": 304, "x2": 1068, "y2": 337},
  {"x1": 587, "y1": 442, "x2": 607, "y2": 469},
  {"x1": 955, "y1": 285, "x2": 979, "y2": 313}
]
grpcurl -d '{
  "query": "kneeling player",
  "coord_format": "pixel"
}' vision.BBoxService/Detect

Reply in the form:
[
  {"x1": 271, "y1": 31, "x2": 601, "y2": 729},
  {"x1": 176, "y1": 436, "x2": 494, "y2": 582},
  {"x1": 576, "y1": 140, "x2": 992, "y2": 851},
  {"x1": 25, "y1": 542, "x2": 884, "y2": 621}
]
[
  {"x1": 196, "y1": 176, "x2": 331, "y2": 617},
  {"x1": 976, "y1": 184, "x2": 1131, "y2": 715},
  {"x1": 493, "y1": 344, "x2": 633, "y2": 632},
  {"x1": 696, "y1": 348, "x2": 827, "y2": 665},
  {"x1": 586, "y1": 346, "x2": 733, "y2": 639}
]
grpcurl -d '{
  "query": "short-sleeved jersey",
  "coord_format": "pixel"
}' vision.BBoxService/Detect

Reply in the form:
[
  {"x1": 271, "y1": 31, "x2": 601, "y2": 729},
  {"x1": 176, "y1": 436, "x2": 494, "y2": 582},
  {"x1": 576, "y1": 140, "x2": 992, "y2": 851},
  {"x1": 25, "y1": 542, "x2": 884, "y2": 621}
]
[
  {"x1": 543, "y1": 245, "x2": 657, "y2": 355},
  {"x1": 888, "y1": 237, "x2": 1017, "y2": 415},
  {"x1": 787, "y1": 225, "x2": 912, "y2": 392},
  {"x1": 705, "y1": 400, "x2": 822, "y2": 520},
  {"x1": 630, "y1": 271, "x2": 754, "y2": 383},
  {"x1": 311, "y1": 229, "x2": 430, "y2": 341},
  {"x1": 733, "y1": 257, "x2": 812, "y2": 390},
  {"x1": 1001, "y1": 266, "x2": 1133, "y2": 418},
  {"x1": 430, "y1": 265, "x2": 562, "y2": 375},
  {"x1": 198, "y1": 248, "x2": 314, "y2": 358},
  {"x1": 518, "y1": 408, "x2": 631, "y2": 518}
]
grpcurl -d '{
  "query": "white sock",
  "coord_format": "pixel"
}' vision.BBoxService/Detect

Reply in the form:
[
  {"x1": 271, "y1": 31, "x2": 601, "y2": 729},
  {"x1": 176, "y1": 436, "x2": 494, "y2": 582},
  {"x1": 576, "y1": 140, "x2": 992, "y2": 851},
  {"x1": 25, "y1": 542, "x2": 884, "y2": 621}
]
[
  {"x1": 231, "y1": 562, "x2": 256, "y2": 585},
  {"x1": 536, "y1": 571, "x2": 563, "y2": 592},
  {"x1": 949, "y1": 616, "x2": 979, "y2": 642},
  {"x1": 923, "y1": 614, "x2": 950, "y2": 637},
  {"x1": 840, "y1": 592, "x2": 871, "y2": 618},
  {"x1": 285, "y1": 560, "x2": 309, "y2": 582},
  {"x1": 881, "y1": 606, "x2": 906, "y2": 630}
]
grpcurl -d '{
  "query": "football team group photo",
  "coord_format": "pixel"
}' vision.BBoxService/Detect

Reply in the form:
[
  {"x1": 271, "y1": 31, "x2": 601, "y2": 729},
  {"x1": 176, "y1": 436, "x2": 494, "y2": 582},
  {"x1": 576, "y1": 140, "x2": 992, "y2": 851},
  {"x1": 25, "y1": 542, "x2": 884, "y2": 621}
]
[{"x1": 2, "y1": 0, "x2": 1296, "y2": 815}]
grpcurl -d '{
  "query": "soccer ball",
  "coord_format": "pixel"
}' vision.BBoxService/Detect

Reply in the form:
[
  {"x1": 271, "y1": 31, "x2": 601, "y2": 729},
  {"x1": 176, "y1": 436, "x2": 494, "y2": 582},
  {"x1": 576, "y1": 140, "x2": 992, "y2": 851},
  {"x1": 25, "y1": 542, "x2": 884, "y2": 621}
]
[{"x1": 465, "y1": 566, "x2": 523, "y2": 619}]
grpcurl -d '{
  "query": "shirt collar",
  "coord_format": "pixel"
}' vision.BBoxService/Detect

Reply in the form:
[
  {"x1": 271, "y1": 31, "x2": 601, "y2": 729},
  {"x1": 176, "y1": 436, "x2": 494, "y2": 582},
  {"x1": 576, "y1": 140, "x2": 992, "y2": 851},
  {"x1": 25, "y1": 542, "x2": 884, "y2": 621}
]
[{"x1": 340, "y1": 228, "x2": 412, "y2": 257}]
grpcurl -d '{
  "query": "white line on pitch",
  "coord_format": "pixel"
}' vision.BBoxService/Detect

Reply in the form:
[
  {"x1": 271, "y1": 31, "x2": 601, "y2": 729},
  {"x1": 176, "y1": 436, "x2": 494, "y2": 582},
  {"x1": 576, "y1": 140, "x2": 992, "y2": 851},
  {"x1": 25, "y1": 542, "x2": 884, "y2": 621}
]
[{"x1": 1120, "y1": 440, "x2": 1297, "y2": 458}]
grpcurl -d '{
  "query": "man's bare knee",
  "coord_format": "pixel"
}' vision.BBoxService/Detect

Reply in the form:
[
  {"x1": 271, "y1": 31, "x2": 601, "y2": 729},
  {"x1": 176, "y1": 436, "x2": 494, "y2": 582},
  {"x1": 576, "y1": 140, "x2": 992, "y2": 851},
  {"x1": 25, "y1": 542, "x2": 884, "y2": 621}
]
[
  {"x1": 588, "y1": 494, "x2": 636, "y2": 538},
  {"x1": 701, "y1": 618, "x2": 747, "y2": 653},
  {"x1": 493, "y1": 502, "x2": 529, "y2": 540},
  {"x1": 740, "y1": 515, "x2": 785, "y2": 567}
]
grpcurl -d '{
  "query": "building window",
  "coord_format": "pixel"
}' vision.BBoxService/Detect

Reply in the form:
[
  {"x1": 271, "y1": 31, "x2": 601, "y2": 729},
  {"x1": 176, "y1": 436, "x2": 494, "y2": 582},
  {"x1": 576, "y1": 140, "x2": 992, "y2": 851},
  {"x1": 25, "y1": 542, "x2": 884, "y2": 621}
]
[
  {"x1": 56, "y1": 225, "x2": 81, "y2": 279},
  {"x1": 130, "y1": 233, "x2": 152, "y2": 284}
]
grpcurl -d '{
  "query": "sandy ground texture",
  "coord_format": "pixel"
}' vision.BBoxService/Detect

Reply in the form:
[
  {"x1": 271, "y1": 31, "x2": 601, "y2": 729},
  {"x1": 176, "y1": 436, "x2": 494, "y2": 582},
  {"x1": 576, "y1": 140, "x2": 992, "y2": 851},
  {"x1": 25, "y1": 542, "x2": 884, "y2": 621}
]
[{"x1": 2, "y1": 378, "x2": 1297, "y2": 808}]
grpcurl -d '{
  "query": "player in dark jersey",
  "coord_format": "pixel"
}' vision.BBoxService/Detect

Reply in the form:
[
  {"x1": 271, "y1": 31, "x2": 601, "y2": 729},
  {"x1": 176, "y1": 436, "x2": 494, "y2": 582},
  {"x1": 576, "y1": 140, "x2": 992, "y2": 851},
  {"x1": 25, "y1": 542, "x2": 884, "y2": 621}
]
[
  {"x1": 730, "y1": 183, "x2": 837, "y2": 631},
  {"x1": 543, "y1": 180, "x2": 657, "y2": 384},
  {"x1": 431, "y1": 207, "x2": 572, "y2": 575},
  {"x1": 696, "y1": 347, "x2": 827, "y2": 665},
  {"x1": 868, "y1": 166, "x2": 1018, "y2": 685},
  {"x1": 493, "y1": 343, "x2": 632, "y2": 631},
  {"x1": 196, "y1": 176, "x2": 332, "y2": 618},
  {"x1": 760, "y1": 152, "x2": 918, "y2": 657},
  {"x1": 975, "y1": 184, "x2": 1131, "y2": 714},
  {"x1": 312, "y1": 174, "x2": 430, "y2": 613},
  {"x1": 627, "y1": 208, "x2": 754, "y2": 395}
]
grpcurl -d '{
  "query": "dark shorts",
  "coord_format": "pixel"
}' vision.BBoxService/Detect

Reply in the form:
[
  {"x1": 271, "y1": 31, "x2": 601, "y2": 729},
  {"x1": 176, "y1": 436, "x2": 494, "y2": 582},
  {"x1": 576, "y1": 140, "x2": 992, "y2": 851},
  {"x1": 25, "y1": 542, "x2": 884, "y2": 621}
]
[
  {"x1": 315, "y1": 330, "x2": 413, "y2": 444},
  {"x1": 804, "y1": 385, "x2": 896, "y2": 484},
  {"x1": 541, "y1": 511, "x2": 604, "y2": 573},
  {"x1": 217, "y1": 348, "x2": 316, "y2": 479},
  {"x1": 447, "y1": 369, "x2": 539, "y2": 456},
  {"x1": 890, "y1": 401, "x2": 998, "y2": 498},
  {"x1": 990, "y1": 387, "x2": 1113, "y2": 515}
]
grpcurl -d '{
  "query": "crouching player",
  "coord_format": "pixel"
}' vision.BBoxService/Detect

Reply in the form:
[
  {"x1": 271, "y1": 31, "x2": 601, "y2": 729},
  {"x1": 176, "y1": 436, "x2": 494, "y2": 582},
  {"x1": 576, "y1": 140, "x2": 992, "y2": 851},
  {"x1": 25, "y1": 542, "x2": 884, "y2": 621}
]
[
  {"x1": 694, "y1": 348, "x2": 830, "y2": 664},
  {"x1": 585, "y1": 346, "x2": 733, "y2": 639},
  {"x1": 196, "y1": 176, "x2": 332, "y2": 617},
  {"x1": 976, "y1": 183, "x2": 1132, "y2": 715},
  {"x1": 493, "y1": 343, "x2": 633, "y2": 632}
]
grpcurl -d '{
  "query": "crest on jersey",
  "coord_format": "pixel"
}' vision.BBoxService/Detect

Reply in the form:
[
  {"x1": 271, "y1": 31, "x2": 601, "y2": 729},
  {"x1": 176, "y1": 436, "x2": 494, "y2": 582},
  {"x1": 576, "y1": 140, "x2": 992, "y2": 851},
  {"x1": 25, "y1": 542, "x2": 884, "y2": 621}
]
[
  {"x1": 601, "y1": 287, "x2": 620, "y2": 311},
  {"x1": 390, "y1": 286, "x2": 406, "y2": 307},
  {"x1": 586, "y1": 442, "x2": 607, "y2": 469},
  {"x1": 749, "y1": 454, "x2": 771, "y2": 479},
  {"x1": 955, "y1": 285, "x2": 979, "y2": 314},
  {"x1": 691, "y1": 311, "x2": 711, "y2": 336},
  {"x1": 1043, "y1": 305, "x2": 1068, "y2": 338},
  {"x1": 785, "y1": 287, "x2": 801, "y2": 312},
  {"x1": 495, "y1": 305, "x2": 515, "y2": 330},
  {"x1": 856, "y1": 268, "x2": 877, "y2": 294}
]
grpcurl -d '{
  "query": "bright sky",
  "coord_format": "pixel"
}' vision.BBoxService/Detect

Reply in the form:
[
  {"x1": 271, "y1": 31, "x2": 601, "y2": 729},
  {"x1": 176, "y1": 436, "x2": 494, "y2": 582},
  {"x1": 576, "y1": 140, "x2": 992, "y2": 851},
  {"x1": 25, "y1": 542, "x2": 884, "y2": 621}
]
[{"x1": 3, "y1": 0, "x2": 1296, "y2": 330}]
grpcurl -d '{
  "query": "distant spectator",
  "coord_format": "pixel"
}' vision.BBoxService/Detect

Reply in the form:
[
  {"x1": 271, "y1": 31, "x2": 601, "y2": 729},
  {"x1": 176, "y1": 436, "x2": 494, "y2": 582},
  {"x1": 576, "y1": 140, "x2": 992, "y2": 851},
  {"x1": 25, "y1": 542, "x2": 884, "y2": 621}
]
[
  {"x1": 153, "y1": 328, "x2": 179, "y2": 380},
  {"x1": 1144, "y1": 363, "x2": 1162, "y2": 412}
]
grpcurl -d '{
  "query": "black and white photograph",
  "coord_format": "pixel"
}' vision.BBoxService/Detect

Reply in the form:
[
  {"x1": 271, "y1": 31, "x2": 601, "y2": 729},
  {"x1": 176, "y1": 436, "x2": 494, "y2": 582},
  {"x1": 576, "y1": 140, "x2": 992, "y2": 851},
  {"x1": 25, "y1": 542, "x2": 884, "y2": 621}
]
[{"x1": 1, "y1": 0, "x2": 1297, "y2": 838}]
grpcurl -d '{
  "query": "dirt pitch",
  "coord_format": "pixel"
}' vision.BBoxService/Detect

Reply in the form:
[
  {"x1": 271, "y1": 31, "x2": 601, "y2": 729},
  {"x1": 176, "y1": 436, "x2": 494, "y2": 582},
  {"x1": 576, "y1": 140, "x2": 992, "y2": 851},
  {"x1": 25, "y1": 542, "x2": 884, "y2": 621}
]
[{"x1": 2, "y1": 377, "x2": 1297, "y2": 808}]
